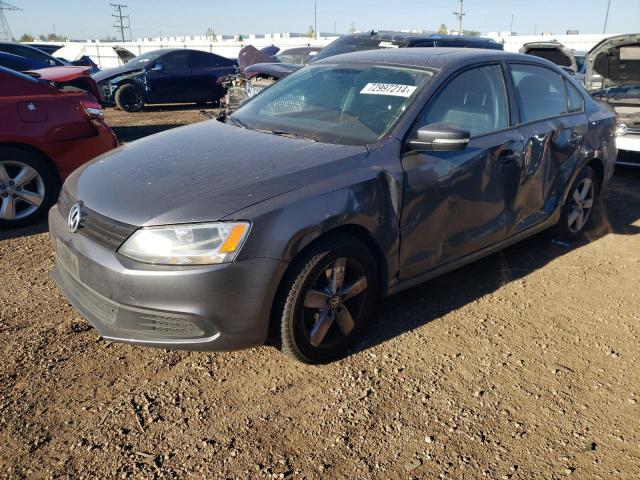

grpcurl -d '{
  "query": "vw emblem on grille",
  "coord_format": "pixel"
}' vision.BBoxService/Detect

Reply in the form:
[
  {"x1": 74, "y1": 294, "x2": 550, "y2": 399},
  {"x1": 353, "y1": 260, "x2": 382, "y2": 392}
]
[{"x1": 68, "y1": 203, "x2": 82, "y2": 233}]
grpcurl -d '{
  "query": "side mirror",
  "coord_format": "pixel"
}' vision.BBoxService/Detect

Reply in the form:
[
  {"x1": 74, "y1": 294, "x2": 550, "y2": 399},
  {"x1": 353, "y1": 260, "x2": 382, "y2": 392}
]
[
  {"x1": 408, "y1": 122, "x2": 470, "y2": 152},
  {"x1": 151, "y1": 62, "x2": 163, "y2": 71}
]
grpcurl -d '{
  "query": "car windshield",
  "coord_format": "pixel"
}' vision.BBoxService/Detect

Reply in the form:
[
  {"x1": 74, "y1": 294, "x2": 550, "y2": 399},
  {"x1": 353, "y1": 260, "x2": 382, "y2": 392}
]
[
  {"x1": 231, "y1": 64, "x2": 433, "y2": 145},
  {"x1": 127, "y1": 51, "x2": 164, "y2": 66},
  {"x1": 311, "y1": 36, "x2": 406, "y2": 62}
]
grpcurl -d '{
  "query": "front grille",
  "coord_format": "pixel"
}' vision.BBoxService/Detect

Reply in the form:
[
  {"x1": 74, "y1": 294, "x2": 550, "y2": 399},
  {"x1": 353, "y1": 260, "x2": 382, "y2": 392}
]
[
  {"x1": 627, "y1": 125, "x2": 640, "y2": 135},
  {"x1": 57, "y1": 190, "x2": 137, "y2": 250},
  {"x1": 131, "y1": 314, "x2": 205, "y2": 339}
]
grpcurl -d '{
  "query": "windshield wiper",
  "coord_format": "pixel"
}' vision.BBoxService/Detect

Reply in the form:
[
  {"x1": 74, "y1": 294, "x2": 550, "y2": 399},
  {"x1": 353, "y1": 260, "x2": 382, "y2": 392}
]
[
  {"x1": 262, "y1": 129, "x2": 318, "y2": 142},
  {"x1": 226, "y1": 115, "x2": 249, "y2": 129}
]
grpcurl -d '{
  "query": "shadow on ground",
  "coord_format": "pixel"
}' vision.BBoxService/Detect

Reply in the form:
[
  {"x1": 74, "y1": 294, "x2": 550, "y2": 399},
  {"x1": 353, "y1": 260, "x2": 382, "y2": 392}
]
[
  {"x1": 353, "y1": 166, "x2": 640, "y2": 356},
  {"x1": 111, "y1": 124, "x2": 189, "y2": 143},
  {"x1": 0, "y1": 219, "x2": 48, "y2": 242}
]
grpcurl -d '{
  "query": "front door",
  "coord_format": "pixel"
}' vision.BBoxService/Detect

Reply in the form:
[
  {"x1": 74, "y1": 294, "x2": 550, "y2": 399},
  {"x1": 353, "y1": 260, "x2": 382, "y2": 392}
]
[
  {"x1": 399, "y1": 64, "x2": 525, "y2": 279},
  {"x1": 148, "y1": 50, "x2": 192, "y2": 103}
]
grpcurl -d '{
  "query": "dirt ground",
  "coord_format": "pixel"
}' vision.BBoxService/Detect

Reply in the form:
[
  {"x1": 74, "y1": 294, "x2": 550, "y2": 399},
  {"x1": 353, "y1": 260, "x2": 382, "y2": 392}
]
[{"x1": 0, "y1": 106, "x2": 638, "y2": 479}]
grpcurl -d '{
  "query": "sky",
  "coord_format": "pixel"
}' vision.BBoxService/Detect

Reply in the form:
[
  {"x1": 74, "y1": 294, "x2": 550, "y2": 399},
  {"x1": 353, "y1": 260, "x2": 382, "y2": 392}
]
[{"x1": 6, "y1": 0, "x2": 640, "y2": 40}]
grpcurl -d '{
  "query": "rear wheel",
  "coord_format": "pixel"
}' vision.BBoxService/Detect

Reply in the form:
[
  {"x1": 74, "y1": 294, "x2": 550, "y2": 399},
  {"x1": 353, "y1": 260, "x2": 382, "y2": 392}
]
[
  {"x1": 551, "y1": 166, "x2": 599, "y2": 241},
  {"x1": 0, "y1": 148, "x2": 58, "y2": 229},
  {"x1": 115, "y1": 84, "x2": 144, "y2": 112},
  {"x1": 277, "y1": 234, "x2": 378, "y2": 364}
]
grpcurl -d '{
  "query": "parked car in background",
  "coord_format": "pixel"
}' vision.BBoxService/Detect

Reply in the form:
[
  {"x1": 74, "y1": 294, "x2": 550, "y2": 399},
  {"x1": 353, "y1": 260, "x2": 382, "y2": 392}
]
[
  {"x1": 93, "y1": 48, "x2": 237, "y2": 112},
  {"x1": 0, "y1": 66, "x2": 116, "y2": 228},
  {"x1": 273, "y1": 47, "x2": 322, "y2": 64},
  {"x1": 519, "y1": 41, "x2": 578, "y2": 73},
  {"x1": 0, "y1": 41, "x2": 66, "y2": 67},
  {"x1": 585, "y1": 34, "x2": 640, "y2": 166},
  {"x1": 54, "y1": 43, "x2": 135, "y2": 70},
  {"x1": 0, "y1": 50, "x2": 47, "y2": 71},
  {"x1": 222, "y1": 31, "x2": 504, "y2": 112},
  {"x1": 27, "y1": 43, "x2": 64, "y2": 56},
  {"x1": 50, "y1": 49, "x2": 615, "y2": 364}
]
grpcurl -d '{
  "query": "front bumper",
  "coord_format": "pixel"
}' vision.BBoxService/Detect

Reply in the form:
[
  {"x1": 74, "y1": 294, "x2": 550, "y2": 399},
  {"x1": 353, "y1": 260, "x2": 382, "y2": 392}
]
[
  {"x1": 49, "y1": 205, "x2": 287, "y2": 351},
  {"x1": 617, "y1": 134, "x2": 640, "y2": 152}
]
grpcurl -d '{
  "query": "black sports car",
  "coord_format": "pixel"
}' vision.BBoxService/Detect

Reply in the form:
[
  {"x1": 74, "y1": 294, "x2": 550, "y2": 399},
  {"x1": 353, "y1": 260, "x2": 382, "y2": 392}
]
[{"x1": 92, "y1": 48, "x2": 237, "y2": 112}]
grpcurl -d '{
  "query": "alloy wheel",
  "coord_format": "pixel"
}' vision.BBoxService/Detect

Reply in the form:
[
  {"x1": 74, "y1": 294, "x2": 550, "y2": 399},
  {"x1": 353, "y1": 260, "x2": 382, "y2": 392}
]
[
  {"x1": 568, "y1": 177, "x2": 595, "y2": 233},
  {"x1": 121, "y1": 89, "x2": 144, "y2": 111},
  {"x1": 0, "y1": 160, "x2": 45, "y2": 221},
  {"x1": 302, "y1": 257, "x2": 368, "y2": 348}
]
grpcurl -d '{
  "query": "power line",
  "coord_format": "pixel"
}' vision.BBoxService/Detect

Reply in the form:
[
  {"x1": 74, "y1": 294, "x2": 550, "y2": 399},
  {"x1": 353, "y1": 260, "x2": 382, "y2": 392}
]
[
  {"x1": 602, "y1": 0, "x2": 611, "y2": 34},
  {"x1": 453, "y1": 0, "x2": 465, "y2": 35},
  {"x1": 110, "y1": 3, "x2": 131, "y2": 42},
  {"x1": 0, "y1": 1, "x2": 22, "y2": 41}
]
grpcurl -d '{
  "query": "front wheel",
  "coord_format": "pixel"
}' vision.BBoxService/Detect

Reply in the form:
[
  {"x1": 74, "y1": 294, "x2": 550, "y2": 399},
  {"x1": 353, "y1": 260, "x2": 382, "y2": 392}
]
[
  {"x1": 115, "y1": 84, "x2": 144, "y2": 112},
  {"x1": 551, "y1": 165, "x2": 599, "y2": 241},
  {"x1": 277, "y1": 235, "x2": 378, "y2": 364}
]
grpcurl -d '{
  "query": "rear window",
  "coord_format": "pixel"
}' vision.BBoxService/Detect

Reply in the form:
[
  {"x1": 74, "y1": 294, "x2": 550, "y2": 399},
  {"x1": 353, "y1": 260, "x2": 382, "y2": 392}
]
[{"x1": 311, "y1": 36, "x2": 406, "y2": 62}]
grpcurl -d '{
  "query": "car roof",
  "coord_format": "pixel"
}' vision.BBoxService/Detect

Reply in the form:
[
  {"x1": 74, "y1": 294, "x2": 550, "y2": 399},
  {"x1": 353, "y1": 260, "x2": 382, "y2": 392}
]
[
  {"x1": 348, "y1": 31, "x2": 500, "y2": 44},
  {"x1": 315, "y1": 47, "x2": 553, "y2": 70},
  {"x1": 0, "y1": 41, "x2": 51, "y2": 52},
  {"x1": 0, "y1": 50, "x2": 44, "y2": 66}
]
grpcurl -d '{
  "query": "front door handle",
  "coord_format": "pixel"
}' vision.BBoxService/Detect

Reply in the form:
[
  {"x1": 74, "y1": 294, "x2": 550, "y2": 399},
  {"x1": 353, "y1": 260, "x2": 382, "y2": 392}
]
[
  {"x1": 498, "y1": 150, "x2": 520, "y2": 165},
  {"x1": 568, "y1": 132, "x2": 584, "y2": 145}
]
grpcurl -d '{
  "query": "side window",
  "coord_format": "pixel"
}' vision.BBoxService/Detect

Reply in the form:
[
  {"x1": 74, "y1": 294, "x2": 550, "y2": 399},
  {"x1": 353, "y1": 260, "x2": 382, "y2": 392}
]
[
  {"x1": 565, "y1": 80, "x2": 585, "y2": 113},
  {"x1": 161, "y1": 51, "x2": 189, "y2": 70},
  {"x1": 411, "y1": 40, "x2": 437, "y2": 47},
  {"x1": 190, "y1": 51, "x2": 215, "y2": 68},
  {"x1": 510, "y1": 64, "x2": 566, "y2": 122},
  {"x1": 417, "y1": 64, "x2": 509, "y2": 137},
  {"x1": 13, "y1": 45, "x2": 47, "y2": 63}
]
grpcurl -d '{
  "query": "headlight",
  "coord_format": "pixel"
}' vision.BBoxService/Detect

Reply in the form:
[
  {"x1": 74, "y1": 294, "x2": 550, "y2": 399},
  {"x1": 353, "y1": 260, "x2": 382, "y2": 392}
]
[
  {"x1": 616, "y1": 123, "x2": 628, "y2": 136},
  {"x1": 118, "y1": 222, "x2": 250, "y2": 265}
]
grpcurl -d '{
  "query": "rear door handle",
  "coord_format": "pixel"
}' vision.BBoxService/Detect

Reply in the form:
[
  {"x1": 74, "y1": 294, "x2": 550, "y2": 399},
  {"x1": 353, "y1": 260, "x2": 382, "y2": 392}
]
[{"x1": 568, "y1": 132, "x2": 584, "y2": 145}]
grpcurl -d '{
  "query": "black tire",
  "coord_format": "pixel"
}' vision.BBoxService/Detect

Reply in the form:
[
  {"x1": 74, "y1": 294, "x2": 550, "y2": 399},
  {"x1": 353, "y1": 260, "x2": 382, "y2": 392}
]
[
  {"x1": 550, "y1": 165, "x2": 599, "y2": 241},
  {"x1": 114, "y1": 84, "x2": 144, "y2": 112},
  {"x1": 0, "y1": 147, "x2": 59, "y2": 229},
  {"x1": 277, "y1": 234, "x2": 378, "y2": 364}
]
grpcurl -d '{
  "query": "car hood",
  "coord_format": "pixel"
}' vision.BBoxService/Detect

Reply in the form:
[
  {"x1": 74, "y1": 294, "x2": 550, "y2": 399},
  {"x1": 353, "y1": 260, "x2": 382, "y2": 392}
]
[
  {"x1": 65, "y1": 120, "x2": 367, "y2": 227},
  {"x1": 519, "y1": 42, "x2": 577, "y2": 72},
  {"x1": 585, "y1": 34, "x2": 640, "y2": 91},
  {"x1": 237, "y1": 45, "x2": 274, "y2": 70},
  {"x1": 244, "y1": 62, "x2": 302, "y2": 80},
  {"x1": 92, "y1": 64, "x2": 143, "y2": 82},
  {"x1": 25, "y1": 65, "x2": 92, "y2": 82}
]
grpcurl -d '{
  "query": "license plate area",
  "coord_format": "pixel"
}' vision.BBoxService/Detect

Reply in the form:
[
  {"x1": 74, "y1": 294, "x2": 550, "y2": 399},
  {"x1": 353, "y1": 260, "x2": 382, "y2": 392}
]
[{"x1": 56, "y1": 239, "x2": 80, "y2": 279}]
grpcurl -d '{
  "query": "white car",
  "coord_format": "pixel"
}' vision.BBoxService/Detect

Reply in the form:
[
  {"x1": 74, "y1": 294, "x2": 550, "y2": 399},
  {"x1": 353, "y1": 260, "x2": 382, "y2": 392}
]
[{"x1": 585, "y1": 34, "x2": 640, "y2": 166}]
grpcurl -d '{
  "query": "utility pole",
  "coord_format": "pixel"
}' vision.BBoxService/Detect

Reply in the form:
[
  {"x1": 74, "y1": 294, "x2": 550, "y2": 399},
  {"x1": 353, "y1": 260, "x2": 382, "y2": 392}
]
[
  {"x1": 453, "y1": 0, "x2": 465, "y2": 35},
  {"x1": 603, "y1": 0, "x2": 611, "y2": 34},
  {"x1": 314, "y1": 1, "x2": 317, "y2": 40},
  {"x1": 509, "y1": 14, "x2": 514, "y2": 34},
  {"x1": 0, "y1": 1, "x2": 22, "y2": 41},
  {"x1": 110, "y1": 3, "x2": 131, "y2": 42}
]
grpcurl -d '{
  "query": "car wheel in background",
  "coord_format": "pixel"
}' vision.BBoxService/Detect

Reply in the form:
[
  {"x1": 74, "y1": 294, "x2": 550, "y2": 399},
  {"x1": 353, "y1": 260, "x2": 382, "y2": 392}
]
[
  {"x1": 0, "y1": 147, "x2": 58, "y2": 229},
  {"x1": 115, "y1": 84, "x2": 145, "y2": 112},
  {"x1": 277, "y1": 234, "x2": 378, "y2": 364},
  {"x1": 551, "y1": 165, "x2": 599, "y2": 241}
]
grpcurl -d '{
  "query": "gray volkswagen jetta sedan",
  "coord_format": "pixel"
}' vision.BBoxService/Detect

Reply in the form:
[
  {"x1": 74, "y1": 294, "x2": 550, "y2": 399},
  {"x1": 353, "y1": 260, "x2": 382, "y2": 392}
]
[{"x1": 50, "y1": 48, "x2": 617, "y2": 364}]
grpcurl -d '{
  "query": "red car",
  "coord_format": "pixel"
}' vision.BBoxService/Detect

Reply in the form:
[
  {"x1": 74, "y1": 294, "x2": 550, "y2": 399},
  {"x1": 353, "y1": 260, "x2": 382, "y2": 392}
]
[{"x1": 0, "y1": 66, "x2": 117, "y2": 228}]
